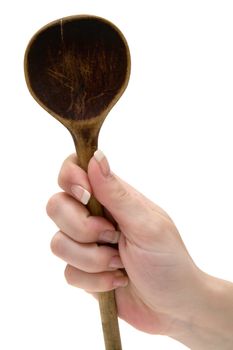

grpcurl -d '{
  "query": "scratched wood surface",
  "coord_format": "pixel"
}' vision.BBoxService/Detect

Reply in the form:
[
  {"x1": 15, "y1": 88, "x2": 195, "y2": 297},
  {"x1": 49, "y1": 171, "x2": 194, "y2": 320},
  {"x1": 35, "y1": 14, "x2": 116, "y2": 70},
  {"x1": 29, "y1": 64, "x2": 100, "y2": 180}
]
[{"x1": 25, "y1": 16, "x2": 129, "y2": 121}]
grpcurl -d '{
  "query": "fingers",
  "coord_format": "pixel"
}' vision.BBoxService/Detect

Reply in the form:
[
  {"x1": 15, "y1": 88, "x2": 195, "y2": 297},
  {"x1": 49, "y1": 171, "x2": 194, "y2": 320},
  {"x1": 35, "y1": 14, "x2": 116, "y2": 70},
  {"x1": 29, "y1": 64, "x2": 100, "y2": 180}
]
[
  {"x1": 48, "y1": 154, "x2": 129, "y2": 292},
  {"x1": 49, "y1": 225, "x2": 127, "y2": 292},
  {"x1": 64, "y1": 265, "x2": 128, "y2": 292},
  {"x1": 58, "y1": 154, "x2": 92, "y2": 204},
  {"x1": 46, "y1": 192, "x2": 118, "y2": 243},
  {"x1": 51, "y1": 231, "x2": 124, "y2": 273}
]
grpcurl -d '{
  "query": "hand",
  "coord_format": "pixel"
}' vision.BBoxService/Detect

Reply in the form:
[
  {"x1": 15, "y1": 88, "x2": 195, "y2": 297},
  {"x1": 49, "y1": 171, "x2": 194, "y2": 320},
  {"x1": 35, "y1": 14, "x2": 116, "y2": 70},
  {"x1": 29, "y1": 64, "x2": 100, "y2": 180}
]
[{"x1": 47, "y1": 151, "x2": 233, "y2": 349}]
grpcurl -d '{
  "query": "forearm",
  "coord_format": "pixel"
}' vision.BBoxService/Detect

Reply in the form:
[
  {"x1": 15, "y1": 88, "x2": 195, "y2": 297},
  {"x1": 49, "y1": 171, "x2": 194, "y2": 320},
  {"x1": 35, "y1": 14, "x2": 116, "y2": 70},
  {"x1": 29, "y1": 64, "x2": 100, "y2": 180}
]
[{"x1": 170, "y1": 272, "x2": 233, "y2": 349}]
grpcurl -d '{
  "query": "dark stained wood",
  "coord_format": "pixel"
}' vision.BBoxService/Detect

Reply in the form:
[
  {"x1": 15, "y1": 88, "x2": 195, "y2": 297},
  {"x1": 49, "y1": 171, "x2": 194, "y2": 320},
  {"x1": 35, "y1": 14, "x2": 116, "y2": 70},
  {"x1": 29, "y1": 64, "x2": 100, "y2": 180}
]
[
  {"x1": 24, "y1": 15, "x2": 130, "y2": 350},
  {"x1": 25, "y1": 17, "x2": 129, "y2": 121}
]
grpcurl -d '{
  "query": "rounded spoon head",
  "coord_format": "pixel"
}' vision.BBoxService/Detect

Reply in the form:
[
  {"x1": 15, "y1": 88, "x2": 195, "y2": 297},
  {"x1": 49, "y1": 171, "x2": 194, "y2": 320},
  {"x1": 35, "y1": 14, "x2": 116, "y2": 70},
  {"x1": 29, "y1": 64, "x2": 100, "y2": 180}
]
[{"x1": 24, "y1": 15, "x2": 131, "y2": 128}]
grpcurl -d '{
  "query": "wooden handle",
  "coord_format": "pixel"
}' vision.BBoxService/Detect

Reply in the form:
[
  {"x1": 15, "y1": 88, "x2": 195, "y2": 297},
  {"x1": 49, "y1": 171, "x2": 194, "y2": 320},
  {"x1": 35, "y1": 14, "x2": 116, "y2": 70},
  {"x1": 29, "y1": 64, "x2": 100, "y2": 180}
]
[
  {"x1": 74, "y1": 134, "x2": 122, "y2": 350},
  {"x1": 98, "y1": 291, "x2": 122, "y2": 350}
]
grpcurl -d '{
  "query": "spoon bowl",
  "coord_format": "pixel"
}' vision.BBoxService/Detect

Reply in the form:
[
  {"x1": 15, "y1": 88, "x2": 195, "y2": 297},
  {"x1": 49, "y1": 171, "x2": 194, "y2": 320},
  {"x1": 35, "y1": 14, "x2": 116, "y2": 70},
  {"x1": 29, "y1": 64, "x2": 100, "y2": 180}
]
[
  {"x1": 25, "y1": 15, "x2": 130, "y2": 169},
  {"x1": 24, "y1": 15, "x2": 131, "y2": 350}
]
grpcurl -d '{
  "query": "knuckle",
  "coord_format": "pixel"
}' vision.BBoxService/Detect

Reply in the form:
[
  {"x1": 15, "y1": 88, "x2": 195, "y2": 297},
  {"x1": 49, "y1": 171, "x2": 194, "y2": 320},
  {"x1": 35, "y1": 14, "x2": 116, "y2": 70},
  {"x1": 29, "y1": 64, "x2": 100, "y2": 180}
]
[
  {"x1": 46, "y1": 192, "x2": 65, "y2": 217},
  {"x1": 154, "y1": 213, "x2": 171, "y2": 233},
  {"x1": 58, "y1": 164, "x2": 70, "y2": 189},
  {"x1": 64, "y1": 265, "x2": 73, "y2": 285},
  {"x1": 117, "y1": 187, "x2": 129, "y2": 201},
  {"x1": 58, "y1": 159, "x2": 78, "y2": 189},
  {"x1": 50, "y1": 232, "x2": 64, "y2": 255},
  {"x1": 46, "y1": 194, "x2": 59, "y2": 217},
  {"x1": 110, "y1": 180, "x2": 130, "y2": 203},
  {"x1": 117, "y1": 186, "x2": 130, "y2": 201}
]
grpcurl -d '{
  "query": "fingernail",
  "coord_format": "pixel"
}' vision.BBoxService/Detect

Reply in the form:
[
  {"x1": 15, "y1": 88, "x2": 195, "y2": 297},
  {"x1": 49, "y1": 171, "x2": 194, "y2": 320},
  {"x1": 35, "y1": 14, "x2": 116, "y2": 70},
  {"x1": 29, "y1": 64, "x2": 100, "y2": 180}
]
[
  {"x1": 94, "y1": 150, "x2": 110, "y2": 177},
  {"x1": 113, "y1": 275, "x2": 128, "y2": 288},
  {"x1": 71, "y1": 185, "x2": 91, "y2": 205},
  {"x1": 99, "y1": 230, "x2": 120, "y2": 244},
  {"x1": 109, "y1": 256, "x2": 124, "y2": 269}
]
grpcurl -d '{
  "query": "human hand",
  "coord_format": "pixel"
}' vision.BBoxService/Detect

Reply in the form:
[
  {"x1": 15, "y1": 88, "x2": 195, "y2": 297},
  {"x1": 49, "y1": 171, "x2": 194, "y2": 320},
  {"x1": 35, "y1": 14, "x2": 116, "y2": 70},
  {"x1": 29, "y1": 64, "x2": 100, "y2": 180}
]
[{"x1": 47, "y1": 151, "x2": 233, "y2": 349}]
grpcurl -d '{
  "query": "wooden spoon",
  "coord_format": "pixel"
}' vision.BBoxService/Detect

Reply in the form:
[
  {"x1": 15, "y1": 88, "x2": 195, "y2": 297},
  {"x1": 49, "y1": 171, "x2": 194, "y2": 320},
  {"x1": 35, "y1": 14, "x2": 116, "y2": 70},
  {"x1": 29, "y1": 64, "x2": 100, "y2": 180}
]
[{"x1": 24, "y1": 15, "x2": 130, "y2": 350}]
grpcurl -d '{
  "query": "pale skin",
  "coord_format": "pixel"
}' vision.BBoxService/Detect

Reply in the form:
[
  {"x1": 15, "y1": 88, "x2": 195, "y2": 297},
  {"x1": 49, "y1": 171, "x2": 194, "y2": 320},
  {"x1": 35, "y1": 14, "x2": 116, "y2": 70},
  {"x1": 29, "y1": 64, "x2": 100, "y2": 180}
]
[{"x1": 47, "y1": 151, "x2": 233, "y2": 349}]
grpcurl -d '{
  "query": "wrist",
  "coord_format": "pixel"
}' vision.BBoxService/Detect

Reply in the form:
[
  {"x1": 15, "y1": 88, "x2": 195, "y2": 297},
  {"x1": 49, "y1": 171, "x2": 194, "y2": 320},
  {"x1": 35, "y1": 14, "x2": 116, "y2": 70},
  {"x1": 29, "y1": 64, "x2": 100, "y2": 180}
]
[{"x1": 169, "y1": 270, "x2": 233, "y2": 349}]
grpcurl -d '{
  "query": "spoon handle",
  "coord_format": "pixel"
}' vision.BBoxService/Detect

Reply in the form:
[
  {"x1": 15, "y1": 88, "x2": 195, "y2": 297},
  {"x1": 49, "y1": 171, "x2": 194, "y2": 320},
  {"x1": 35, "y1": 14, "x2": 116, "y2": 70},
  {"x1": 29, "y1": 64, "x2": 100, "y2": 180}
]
[{"x1": 74, "y1": 135, "x2": 122, "y2": 350}]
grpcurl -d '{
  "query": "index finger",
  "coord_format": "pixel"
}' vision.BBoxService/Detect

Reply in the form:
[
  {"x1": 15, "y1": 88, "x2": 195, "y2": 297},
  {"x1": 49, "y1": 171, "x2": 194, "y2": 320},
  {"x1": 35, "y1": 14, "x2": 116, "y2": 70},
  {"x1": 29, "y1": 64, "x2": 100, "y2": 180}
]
[{"x1": 58, "y1": 153, "x2": 92, "y2": 201}]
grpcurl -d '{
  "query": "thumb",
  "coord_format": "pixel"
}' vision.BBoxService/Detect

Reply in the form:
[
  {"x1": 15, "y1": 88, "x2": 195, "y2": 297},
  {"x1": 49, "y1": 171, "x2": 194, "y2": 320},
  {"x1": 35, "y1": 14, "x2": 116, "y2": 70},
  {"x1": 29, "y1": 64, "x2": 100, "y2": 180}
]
[{"x1": 88, "y1": 150, "x2": 143, "y2": 225}]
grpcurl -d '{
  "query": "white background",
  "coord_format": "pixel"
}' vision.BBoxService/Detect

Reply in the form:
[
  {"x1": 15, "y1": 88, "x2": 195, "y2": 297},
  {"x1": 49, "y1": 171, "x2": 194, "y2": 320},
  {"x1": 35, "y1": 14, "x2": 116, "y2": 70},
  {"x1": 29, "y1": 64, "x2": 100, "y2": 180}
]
[{"x1": 0, "y1": 1, "x2": 233, "y2": 349}]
